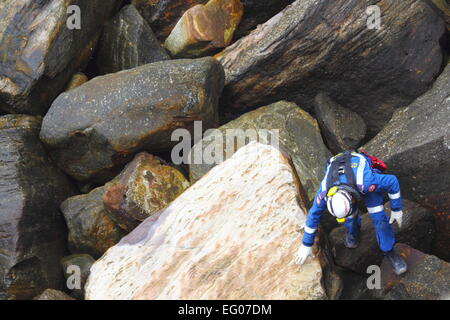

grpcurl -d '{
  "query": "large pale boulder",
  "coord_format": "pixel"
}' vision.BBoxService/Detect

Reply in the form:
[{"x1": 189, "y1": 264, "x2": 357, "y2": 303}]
[
  {"x1": 0, "y1": 115, "x2": 75, "y2": 300},
  {"x1": 97, "y1": 5, "x2": 170, "y2": 75},
  {"x1": 85, "y1": 142, "x2": 341, "y2": 300},
  {"x1": 363, "y1": 63, "x2": 450, "y2": 261},
  {"x1": 164, "y1": 0, "x2": 244, "y2": 58},
  {"x1": 0, "y1": 0, "x2": 121, "y2": 115},
  {"x1": 189, "y1": 101, "x2": 331, "y2": 200},
  {"x1": 216, "y1": 0, "x2": 445, "y2": 135},
  {"x1": 40, "y1": 57, "x2": 224, "y2": 183}
]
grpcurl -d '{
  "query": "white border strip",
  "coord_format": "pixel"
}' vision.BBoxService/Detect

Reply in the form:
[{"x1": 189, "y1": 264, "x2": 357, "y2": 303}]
[
  {"x1": 304, "y1": 226, "x2": 317, "y2": 234},
  {"x1": 388, "y1": 192, "x2": 401, "y2": 200},
  {"x1": 367, "y1": 205, "x2": 384, "y2": 214}
]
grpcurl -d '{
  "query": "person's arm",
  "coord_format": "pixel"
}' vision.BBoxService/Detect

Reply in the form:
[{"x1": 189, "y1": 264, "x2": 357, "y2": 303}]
[
  {"x1": 302, "y1": 192, "x2": 327, "y2": 247},
  {"x1": 367, "y1": 173, "x2": 402, "y2": 211},
  {"x1": 366, "y1": 173, "x2": 403, "y2": 227},
  {"x1": 295, "y1": 189, "x2": 327, "y2": 265}
]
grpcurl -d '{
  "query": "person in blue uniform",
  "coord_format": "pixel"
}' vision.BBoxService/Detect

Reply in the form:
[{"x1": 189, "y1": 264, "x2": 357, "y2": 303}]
[{"x1": 294, "y1": 150, "x2": 407, "y2": 275}]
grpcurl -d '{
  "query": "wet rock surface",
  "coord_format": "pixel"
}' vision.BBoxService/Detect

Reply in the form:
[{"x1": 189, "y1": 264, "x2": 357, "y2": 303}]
[
  {"x1": 330, "y1": 200, "x2": 435, "y2": 275},
  {"x1": 428, "y1": 0, "x2": 450, "y2": 30},
  {"x1": 377, "y1": 244, "x2": 450, "y2": 300},
  {"x1": 233, "y1": 0, "x2": 295, "y2": 39},
  {"x1": 0, "y1": 0, "x2": 121, "y2": 115},
  {"x1": 40, "y1": 57, "x2": 224, "y2": 183},
  {"x1": 61, "y1": 184, "x2": 127, "y2": 259},
  {"x1": 0, "y1": 115, "x2": 75, "y2": 300},
  {"x1": 61, "y1": 254, "x2": 95, "y2": 299},
  {"x1": 189, "y1": 101, "x2": 331, "y2": 200},
  {"x1": 131, "y1": 0, "x2": 209, "y2": 41},
  {"x1": 86, "y1": 142, "x2": 341, "y2": 300},
  {"x1": 65, "y1": 73, "x2": 89, "y2": 92},
  {"x1": 314, "y1": 93, "x2": 367, "y2": 154},
  {"x1": 217, "y1": 0, "x2": 446, "y2": 136},
  {"x1": 97, "y1": 5, "x2": 170, "y2": 75},
  {"x1": 364, "y1": 63, "x2": 450, "y2": 261},
  {"x1": 103, "y1": 152, "x2": 190, "y2": 232},
  {"x1": 164, "y1": 0, "x2": 244, "y2": 58}
]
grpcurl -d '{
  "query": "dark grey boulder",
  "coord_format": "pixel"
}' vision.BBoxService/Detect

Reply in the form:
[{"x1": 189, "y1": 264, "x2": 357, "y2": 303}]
[
  {"x1": 0, "y1": 0, "x2": 122, "y2": 115},
  {"x1": 377, "y1": 243, "x2": 450, "y2": 300},
  {"x1": 217, "y1": 0, "x2": 446, "y2": 136},
  {"x1": 330, "y1": 200, "x2": 435, "y2": 275},
  {"x1": 40, "y1": 57, "x2": 224, "y2": 183},
  {"x1": 97, "y1": 5, "x2": 170, "y2": 75},
  {"x1": 0, "y1": 115, "x2": 75, "y2": 300},
  {"x1": 363, "y1": 63, "x2": 450, "y2": 261},
  {"x1": 314, "y1": 93, "x2": 366, "y2": 154},
  {"x1": 233, "y1": 0, "x2": 295, "y2": 39},
  {"x1": 61, "y1": 185, "x2": 127, "y2": 259}
]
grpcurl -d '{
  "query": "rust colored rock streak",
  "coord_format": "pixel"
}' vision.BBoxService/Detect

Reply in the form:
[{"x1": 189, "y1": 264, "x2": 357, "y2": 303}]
[{"x1": 86, "y1": 142, "x2": 340, "y2": 300}]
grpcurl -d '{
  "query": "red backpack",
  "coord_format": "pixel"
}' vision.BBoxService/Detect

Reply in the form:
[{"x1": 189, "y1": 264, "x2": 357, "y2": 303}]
[{"x1": 359, "y1": 150, "x2": 387, "y2": 172}]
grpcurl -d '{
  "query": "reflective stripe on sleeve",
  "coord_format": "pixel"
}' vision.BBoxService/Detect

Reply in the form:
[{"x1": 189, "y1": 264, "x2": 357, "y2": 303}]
[
  {"x1": 321, "y1": 163, "x2": 332, "y2": 191},
  {"x1": 388, "y1": 192, "x2": 401, "y2": 200},
  {"x1": 352, "y1": 153, "x2": 366, "y2": 186},
  {"x1": 367, "y1": 205, "x2": 384, "y2": 214},
  {"x1": 304, "y1": 226, "x2": 317, "y2": 234}
]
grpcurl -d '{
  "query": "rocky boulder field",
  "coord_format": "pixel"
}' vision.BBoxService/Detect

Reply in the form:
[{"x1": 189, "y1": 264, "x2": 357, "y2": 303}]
[{"x1": 0, "y1": 0, "x2": 449, "y2": 300}]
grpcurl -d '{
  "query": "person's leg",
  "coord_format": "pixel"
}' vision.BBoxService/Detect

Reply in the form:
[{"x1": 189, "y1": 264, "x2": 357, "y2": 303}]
[
  {"x1": 342, "y1": 211, "x2": 361, "y2": 248},
  {"x1": 364, "y1": 192, "x2": 395, "y2": 252},
  {"x1": 365, "y1": 192, "x2": 406, "y2": 275}
]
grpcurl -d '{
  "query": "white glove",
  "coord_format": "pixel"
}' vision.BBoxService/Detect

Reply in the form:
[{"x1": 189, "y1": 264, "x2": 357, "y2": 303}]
[
  {"x1": 294, "y1": 244, "x2": 314, "y2": 265},
  {"x1": 389, "y1": 210, "x2": 403, "y2": 228}
]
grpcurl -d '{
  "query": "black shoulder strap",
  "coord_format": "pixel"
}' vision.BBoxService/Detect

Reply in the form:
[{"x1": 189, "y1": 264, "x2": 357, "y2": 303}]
[{"x1": 326, "y1": 151, "x2": 357, "y2": 192}]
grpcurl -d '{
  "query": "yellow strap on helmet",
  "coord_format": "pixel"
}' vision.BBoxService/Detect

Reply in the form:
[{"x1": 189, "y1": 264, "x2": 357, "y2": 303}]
[{"x1": 327, "y1": 186, "x2": 339, "y2": 197}]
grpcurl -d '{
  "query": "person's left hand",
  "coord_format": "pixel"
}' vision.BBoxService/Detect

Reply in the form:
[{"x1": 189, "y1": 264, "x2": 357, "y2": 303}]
[{"x1": 389, "y1": 210, "x2": 403, "y2": 229}]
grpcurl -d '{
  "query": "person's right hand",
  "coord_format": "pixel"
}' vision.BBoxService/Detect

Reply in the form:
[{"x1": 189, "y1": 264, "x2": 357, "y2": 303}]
[{"x1": 294, "y1": 244, "x2": 314, "y2": 265}]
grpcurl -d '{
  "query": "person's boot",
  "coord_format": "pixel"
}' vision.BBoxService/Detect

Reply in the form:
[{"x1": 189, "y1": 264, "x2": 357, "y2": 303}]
[
  {"x1": 343, "y1": 232, "x2": 360, "y2": 249},
  {"x1": 385, "y1": 250, "x2": 407, "y2": 275}
]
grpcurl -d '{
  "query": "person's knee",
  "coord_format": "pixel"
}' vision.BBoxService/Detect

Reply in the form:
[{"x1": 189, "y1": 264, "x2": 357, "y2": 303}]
[{"x1": 369, "y1": 211, "x2": 388, "y2": 225}]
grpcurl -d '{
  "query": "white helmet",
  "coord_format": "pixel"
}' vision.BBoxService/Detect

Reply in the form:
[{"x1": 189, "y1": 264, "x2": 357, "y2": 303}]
[{"x1": 327, "y1": 189, "x2": 353, "y2": 220}]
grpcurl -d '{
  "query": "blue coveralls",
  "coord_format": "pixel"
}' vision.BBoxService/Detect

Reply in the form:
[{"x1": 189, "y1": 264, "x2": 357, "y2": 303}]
[{"x1": 301, "y1": 152, "x2": 403, "y2": 253}]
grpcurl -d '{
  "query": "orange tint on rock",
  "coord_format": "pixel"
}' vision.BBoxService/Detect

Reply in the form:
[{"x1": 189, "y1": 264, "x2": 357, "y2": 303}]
[{"x1": 164, "y1": 0, "x2": 243, "y2": 57}]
